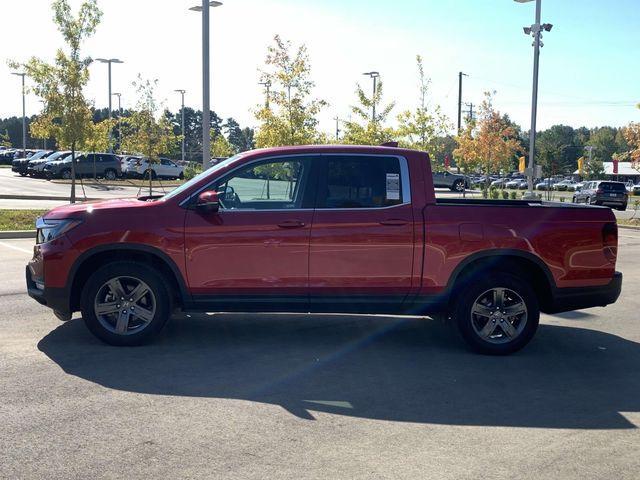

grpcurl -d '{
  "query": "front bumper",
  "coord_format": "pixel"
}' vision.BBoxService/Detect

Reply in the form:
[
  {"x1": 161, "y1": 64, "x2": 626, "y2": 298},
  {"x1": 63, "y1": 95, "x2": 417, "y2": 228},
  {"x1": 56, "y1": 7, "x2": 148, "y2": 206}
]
[
  {"x1": 546, "y1": 271, "x2": 622, "y2": 314},
  {"x1": 26, "y1": 265, "x2": 70, "y2": 315}
]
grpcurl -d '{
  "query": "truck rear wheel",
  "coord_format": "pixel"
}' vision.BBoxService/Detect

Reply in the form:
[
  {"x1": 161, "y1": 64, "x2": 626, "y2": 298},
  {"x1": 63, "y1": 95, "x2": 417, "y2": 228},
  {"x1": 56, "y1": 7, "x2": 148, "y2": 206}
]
[
  {"x1": 451, "y1": 273, "x2": 539, "y2": 355},
  {"x1": 80, "y1": 261, "x2": 172, "y2": 346}
]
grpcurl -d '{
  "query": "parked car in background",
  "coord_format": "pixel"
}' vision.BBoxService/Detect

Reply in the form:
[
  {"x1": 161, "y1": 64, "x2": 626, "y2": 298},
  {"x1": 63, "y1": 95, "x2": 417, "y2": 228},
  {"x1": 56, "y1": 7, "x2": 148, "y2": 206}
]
[
  {"x1": 490, "y1": 178, "x2": 510, "y2": 188},
  {"x1": 573, "y1": 181, "x2": 628, "y2": 211},
  {"x1": 28, "y1": 150, "x2": 70, "y2": 177},
  {"x1": 44, "y1": 152, "x2": 122, "y2": 180},
  {"x1": 120, "y1": 155, "x2": 142, "y2": 177},
  {"x1": 12, "y1": 150, "x2": 52, "y2": 175},
  {"x1": 505, "y1": 179, "x2": 522, "y2": 189},
  {"x1": 128, "y1": 157, "x2": 184, "y2": 180},
  {"x1": 553, "y1": 179, "x2": 579, "y2": 191},
  {"x1": 535, "y1": 179, "x2": 556, "y2": 191},
  {"x1": 432, "y1": 170, "x2": 469, "y2": 192}
]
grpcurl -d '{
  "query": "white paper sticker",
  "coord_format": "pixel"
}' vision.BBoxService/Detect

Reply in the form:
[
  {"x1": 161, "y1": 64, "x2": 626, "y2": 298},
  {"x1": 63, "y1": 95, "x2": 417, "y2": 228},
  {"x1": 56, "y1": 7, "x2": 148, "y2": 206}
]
[{"x1": 386, "y1": 173, "x2": 400, "y2": 200}]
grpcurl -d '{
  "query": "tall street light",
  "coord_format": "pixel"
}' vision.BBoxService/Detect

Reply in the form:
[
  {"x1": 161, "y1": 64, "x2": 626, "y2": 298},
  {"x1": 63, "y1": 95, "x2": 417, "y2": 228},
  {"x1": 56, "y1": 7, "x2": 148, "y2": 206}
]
[
  {"x1": 11, "y1": 72, "x2": 27, "y2": 158},
  {"x1": 190, "y1": 0, "x2": 223, "y2": 169},
  {"x1": 112, "y1": 92, "x2": 122, "y2": 152},
  {"x1": 362, "y1": 71, "x2": 380, "y2": 122},
  {"x1": 174, "y1": 89, "x2": 186, "y2": 163},
  {"x1": 515, "y1": 0, "x2": 552, "y2": 199},
  {"x1": 95, "y1": 58, "x2": 124, "y2": 153}
]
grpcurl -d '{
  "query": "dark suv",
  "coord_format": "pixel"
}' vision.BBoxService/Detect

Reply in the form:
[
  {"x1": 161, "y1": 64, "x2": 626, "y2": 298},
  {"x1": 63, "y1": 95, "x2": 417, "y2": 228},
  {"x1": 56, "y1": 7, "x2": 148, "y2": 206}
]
[
  {"x1": 44, "y1": 152, "x2": 122, "y2": 180},
  {"x1": 573, "y1": 181, "x2": 628, "y2": 211}
]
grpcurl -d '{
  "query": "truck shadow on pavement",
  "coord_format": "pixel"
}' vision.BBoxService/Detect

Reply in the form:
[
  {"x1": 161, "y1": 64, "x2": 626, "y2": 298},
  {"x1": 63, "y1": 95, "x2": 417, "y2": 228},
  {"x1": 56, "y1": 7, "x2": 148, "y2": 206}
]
[{"x1": 38, "y1": 314, "x2": 640, "y2": 429}]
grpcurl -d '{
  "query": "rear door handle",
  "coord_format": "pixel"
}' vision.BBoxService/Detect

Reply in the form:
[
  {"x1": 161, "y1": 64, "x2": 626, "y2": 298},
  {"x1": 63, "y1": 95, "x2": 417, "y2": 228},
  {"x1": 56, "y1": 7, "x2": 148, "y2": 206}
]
[
  {"x1": 277, "y1": 220, "x2": 306, "y2": 228},
  {"x1": 379, "y1": 219, "x2": 408, "y2": 226}
]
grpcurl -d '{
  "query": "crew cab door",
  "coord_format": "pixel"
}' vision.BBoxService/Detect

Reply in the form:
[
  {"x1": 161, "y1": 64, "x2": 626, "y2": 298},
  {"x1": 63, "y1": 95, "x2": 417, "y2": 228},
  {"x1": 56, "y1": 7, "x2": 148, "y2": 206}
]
[
  {"x1": 183, "y1": 155, "x2": 317, "y2": 308},
  {"x1": 308, "y1": 154, "x2": 415, "y2": 312}
]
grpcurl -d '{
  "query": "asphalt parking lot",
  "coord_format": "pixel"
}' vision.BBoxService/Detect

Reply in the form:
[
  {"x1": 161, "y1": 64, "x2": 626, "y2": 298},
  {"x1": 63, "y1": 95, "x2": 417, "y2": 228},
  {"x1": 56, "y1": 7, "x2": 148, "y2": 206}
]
[{"x1": 1, "y1": 233, "x2": 640, "y2": 479}]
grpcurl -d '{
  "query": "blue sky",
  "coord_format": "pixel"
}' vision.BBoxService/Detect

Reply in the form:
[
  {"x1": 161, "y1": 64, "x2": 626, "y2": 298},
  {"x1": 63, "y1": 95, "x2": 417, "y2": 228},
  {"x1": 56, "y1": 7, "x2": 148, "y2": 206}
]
[{"x1": 0, "y1": 0, "x2": 638, "y2": 135}]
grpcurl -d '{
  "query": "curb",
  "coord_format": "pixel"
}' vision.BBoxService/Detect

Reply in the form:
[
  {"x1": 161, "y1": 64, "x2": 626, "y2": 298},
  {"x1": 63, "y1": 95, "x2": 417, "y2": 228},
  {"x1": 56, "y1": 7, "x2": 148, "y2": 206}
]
[
  {"x1": 0, "y1": 230, "x2": 36, "y2": 239},
  {"x1": 618, "y1": 224, "x2": 640, "y2": 231},
  {"x1": 0, "y1": 194, "x2": 100, "y2": 201}
]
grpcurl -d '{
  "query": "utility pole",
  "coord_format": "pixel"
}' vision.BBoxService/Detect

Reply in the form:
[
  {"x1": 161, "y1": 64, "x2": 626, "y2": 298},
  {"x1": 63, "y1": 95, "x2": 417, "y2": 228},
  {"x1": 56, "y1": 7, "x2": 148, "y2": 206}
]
[
  {"x1": 465, "y1": 102, "x2": 474, "y2": 123},
  {"x1": 457, "y1": 72, "x2": 468, "y2": 133},
  {"x1": 38, "y1": 99, "x2": 47, "y2": 149},
  {"x1": 11, "y1": 72, "x2": 27, "y2": 158},
  {"x1": 174, "y1": 90, "x2": 186, "y2": 163},
  {"x1": 258, "y1": 80, "x2": 271, "y2": 109}
]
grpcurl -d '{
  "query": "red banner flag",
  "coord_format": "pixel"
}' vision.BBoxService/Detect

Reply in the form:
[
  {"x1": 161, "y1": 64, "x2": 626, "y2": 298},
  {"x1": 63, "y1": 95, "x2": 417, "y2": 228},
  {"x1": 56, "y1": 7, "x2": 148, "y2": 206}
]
[{"x1": 613, "y1": 159, "x2": 619, "y2": 174}]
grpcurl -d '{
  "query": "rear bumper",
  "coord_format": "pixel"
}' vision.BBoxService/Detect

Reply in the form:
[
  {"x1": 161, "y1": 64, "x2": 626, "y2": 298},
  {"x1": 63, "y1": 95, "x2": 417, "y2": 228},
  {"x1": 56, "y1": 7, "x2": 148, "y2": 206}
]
[
  {"x1": 546, "y1": 271, "x2": 622, "y2": 314},
  {"x1": 26, "y1": 266, "x2": 70, "y2": 315}
]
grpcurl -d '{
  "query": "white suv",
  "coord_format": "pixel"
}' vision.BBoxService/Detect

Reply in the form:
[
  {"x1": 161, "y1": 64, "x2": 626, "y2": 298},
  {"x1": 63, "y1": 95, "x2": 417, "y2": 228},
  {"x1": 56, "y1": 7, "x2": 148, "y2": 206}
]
[{"x1": 130, "y1": 157, "x2": 184, "y2": 180}]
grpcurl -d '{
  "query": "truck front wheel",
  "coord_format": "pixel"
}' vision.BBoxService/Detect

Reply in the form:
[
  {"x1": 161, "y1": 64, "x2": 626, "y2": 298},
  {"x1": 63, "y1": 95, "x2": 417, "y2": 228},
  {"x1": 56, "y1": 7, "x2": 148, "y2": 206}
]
[
  {"x1": 80, "y1": 261, "x2": 172, "y2": 346},
  {"x1": 451, "y1": 273, "x2": 539, "y2": 355},
  {"x1": 451, "y1": 179, "x2": 465, "y2": 192}
]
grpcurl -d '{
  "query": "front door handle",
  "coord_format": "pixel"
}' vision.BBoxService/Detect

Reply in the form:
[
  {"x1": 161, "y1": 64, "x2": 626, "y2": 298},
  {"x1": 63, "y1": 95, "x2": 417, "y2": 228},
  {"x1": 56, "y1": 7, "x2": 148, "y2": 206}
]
[
  {"x1": 278, "y1": 220, "x2": 306, "y2": 228},
  {"x1": 379, "y1": 219, "x2": 408, "y2": 226}
]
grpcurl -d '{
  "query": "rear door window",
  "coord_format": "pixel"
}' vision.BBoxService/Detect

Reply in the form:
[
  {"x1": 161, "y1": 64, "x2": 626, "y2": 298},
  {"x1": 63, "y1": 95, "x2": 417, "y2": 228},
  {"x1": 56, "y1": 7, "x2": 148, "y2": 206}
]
[{"x1": 319, "y1": 156, "x2": 406, "y2": 209}]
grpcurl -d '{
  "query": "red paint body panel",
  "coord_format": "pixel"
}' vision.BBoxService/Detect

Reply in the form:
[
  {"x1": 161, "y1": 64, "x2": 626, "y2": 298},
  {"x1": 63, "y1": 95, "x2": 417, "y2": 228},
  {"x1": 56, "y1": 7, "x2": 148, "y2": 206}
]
[{"x1": 27, "y1": 145, "x2": 620, "y2": 315}]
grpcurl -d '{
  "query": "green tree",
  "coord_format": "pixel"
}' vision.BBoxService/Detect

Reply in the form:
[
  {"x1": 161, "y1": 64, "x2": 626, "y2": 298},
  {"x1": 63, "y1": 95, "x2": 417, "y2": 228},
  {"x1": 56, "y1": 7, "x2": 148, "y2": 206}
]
[
  {"x1": 396, "y1": 55, "x2": 450, "y2": 167},
  {"x1": 120, "y1": 77, "x2": 179, "y2": 196},
  {"x1": 0, "y1": 129, "x2": 11, "y2": 148},
  {"x1": 224, "y1": 117, "x2": 254, "y2": 152},
  {"x1": 536, "y1": 125, "x2": 580, "y2": 176},
  {"x1": 587, "y1": 126, "x2": 625, "y2": 163},
  {"x1": 342, "y1": 78, "x2": 395, "y2": 145},
  {"x1": 254, "y1": 35, "x2": 327, "y2": 147},
  {"x1": 210, "y1": 132, "x2": 234, "y2": 158},
  {"x1": 12, "y1": 0, "x2": 102, "y2": 203}
]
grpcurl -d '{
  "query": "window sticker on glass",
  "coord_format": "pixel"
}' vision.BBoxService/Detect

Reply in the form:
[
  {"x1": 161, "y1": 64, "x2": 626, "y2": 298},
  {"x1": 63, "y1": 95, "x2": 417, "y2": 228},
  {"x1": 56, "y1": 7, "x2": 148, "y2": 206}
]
[{"x1": 386, "y1": 173, "x2": 400, "y2": 200}]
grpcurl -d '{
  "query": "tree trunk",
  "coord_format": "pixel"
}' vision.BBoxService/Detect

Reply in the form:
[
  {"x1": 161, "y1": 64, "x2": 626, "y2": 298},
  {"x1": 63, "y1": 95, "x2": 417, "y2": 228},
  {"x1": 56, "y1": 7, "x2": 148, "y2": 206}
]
[
  {"x1": 149, "y1": 160, "x2": 153, "y2": 197},
  {"x1": 70, "y1": 142, "x2": 76, "y2": 204}
]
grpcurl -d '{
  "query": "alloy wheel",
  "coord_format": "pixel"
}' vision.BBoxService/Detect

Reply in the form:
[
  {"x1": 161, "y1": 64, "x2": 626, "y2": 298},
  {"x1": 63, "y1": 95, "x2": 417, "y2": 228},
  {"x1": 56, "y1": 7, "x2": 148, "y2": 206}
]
[
  {"x1": 93, "y1": 276, "x2": 156, "y2": 335},
  {"x1": 470, "y1": 287, "x2": 528, "y2": 344}
]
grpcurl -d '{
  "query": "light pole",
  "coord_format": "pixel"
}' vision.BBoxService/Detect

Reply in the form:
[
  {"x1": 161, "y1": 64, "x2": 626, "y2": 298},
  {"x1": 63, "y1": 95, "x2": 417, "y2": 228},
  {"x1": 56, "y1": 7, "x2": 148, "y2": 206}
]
[
  {"x1": 174, "y1": 89, "x2": 186, "y2": 163},
  {"x1": 515, "y1": 0, "x2": 552, "y2": 199},
  {"x1": 362, "y1": 71, "x2": 380, "y2": 122},
  {"x1": 112, "y1": 92, "x2": 122, "y2": 152},
  {"x1": 95, "y1": 58, "x2": 124, "y2": 153},
  {"x1": 11, "y1": 72, "x2": 26, "y2": 158},
  {"x1": 190, "y1": 0, "x2": 223, "y2": 169}
]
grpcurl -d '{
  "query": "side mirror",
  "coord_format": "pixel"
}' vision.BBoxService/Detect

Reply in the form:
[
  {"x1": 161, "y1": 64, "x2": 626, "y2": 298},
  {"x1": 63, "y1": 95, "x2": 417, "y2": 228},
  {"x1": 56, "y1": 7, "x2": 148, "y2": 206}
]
[{"x1": 196, "y1": 190, "x2": 220, "y2": 213}]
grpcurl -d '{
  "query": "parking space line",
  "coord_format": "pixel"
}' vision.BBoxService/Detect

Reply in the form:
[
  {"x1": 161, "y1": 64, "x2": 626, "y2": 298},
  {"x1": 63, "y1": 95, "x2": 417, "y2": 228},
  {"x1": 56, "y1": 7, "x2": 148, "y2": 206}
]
[{"x1": 0, "y1": 241, "x2": 32, "y2": 254}]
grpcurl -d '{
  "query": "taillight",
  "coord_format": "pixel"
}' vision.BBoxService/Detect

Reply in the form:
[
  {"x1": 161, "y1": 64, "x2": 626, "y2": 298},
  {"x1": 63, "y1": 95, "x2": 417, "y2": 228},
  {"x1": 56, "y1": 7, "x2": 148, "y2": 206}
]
[
  {"x1": 596, "y1": 189, "x2": 604, "y2": 194},
  {"x1": 602, "y1": 222, "x2": 618, "y2": 263}
]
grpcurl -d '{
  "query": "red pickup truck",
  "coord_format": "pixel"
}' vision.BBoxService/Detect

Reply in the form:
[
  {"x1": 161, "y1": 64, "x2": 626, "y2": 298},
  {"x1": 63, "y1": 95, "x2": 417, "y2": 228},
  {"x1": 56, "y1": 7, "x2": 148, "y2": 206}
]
[{"x1": 27, "y1": 145, "x2": 622, "y2": 354}]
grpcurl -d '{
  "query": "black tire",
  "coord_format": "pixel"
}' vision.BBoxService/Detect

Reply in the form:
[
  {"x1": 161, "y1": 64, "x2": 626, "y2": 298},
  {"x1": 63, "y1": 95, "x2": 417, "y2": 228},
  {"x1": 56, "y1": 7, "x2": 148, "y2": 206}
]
[
  {"x1": 572, "y1": 196, "x2": 577, "y2": 203},
  {"x1": 586, "y1": 197, "x2": 591, "y2": 205},
  {"x1": 19, "y1": 172, "x2": 27, "y2": 177},
  {"x1": 451, "y1": 179, "x2": 465, "y2": 192},
  {"x1": 104, "y1": 169, "x2": 117, "y2": 181},
  {"x1": 178, "y1": 172, "x2": 184, "y2": 180},
  {"x1": 618, "y1": 204, "x2": 627, "y2": 211},
  {"x1": 80, "y1": 261, "x2": 172, "y2": 346},
  {"x1": 451, "y1": 272, "x2": 539, "y2": 355}
]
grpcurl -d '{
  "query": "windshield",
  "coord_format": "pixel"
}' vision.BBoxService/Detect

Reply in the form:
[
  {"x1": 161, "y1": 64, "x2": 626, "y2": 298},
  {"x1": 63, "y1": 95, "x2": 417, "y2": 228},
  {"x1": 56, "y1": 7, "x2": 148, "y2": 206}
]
[
  {"x1": 45, "y1": 151, "x2": 70, "y2": 162},
  {"x1": 161, "y1": 154, "x2": 243, "y2": 201},
  {"x1": 26, "y1": 151, "x2": 48, "y2": 160}
]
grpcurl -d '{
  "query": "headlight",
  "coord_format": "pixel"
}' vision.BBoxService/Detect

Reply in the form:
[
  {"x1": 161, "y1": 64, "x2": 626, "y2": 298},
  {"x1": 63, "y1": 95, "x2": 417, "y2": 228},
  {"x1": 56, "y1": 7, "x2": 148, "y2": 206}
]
[{"x1": 36, "y1": 218, "x2": 82, "y2": 244}]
